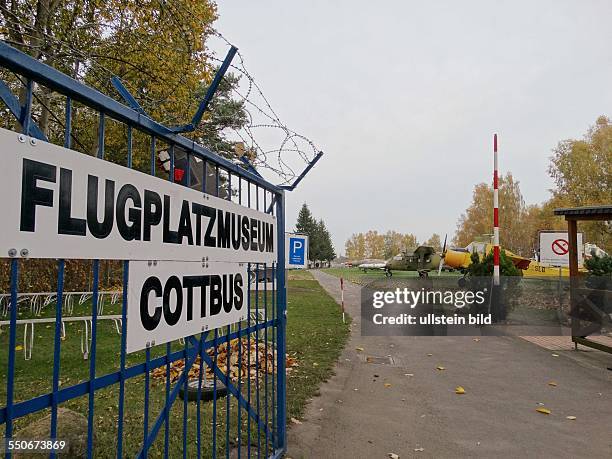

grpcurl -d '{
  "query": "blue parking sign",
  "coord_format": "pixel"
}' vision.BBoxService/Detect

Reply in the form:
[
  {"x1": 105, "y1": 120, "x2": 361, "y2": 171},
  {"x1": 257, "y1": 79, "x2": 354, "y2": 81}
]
[
  {"x1": 286, "y1": 232, "x2": 309, "y2": 269},
  {"x1": 289, "y1": 237, "x2": 306, "y2": 265}
]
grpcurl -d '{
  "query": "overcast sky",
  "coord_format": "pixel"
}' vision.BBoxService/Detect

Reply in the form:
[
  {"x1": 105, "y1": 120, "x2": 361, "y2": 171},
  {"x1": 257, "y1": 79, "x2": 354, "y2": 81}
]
[{"x1": 214, "y1": 0, "x2": 612, "y2": 255}]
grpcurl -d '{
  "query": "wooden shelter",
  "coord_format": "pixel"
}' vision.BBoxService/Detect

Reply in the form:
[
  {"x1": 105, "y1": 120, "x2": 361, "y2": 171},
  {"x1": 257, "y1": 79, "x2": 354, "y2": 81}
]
[{"x1": 554, "y1": 205, "x2": 612, "y2": 353}]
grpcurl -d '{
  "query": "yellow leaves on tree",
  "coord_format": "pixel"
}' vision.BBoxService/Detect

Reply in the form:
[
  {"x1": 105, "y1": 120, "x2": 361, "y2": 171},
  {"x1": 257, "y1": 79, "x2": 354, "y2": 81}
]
[{"x1": 345, "y1": 230, "x2": 418, "y2": 260}]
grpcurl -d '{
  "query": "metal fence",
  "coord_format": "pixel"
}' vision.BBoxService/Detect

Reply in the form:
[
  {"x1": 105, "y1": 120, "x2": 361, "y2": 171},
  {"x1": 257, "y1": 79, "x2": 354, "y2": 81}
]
[{"x1": 0, "y1": 41, "x2": 287, "y2": 458}]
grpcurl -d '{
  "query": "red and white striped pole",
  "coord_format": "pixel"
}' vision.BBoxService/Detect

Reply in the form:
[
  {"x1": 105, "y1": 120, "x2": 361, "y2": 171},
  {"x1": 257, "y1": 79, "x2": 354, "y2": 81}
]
[
  {"x1": 340, "y1": 277, "x2": 345, "y2": 323},
  {"x1": 493, "y1": 134, "x2": 500, "y2": 286}
]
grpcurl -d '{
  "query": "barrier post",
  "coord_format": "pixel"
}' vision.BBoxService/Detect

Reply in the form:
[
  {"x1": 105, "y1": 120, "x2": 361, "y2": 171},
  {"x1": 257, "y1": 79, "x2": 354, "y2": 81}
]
[{"x1": 340, "y1": 277, "x2": 345, "y2": 323}]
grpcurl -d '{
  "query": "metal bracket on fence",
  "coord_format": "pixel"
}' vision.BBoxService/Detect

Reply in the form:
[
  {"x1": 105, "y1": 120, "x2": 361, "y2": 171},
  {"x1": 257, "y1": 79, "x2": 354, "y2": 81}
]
[
  {"x1": 97, "y1": 293, "x2": 105, "y2": 316},
  {"x1": 112, "y1": 318, "x2": 122, "y2": 335},
  {"x1": 23, "y1": 322, "x2": 34, "y2": 360},
  {"x1": 79, "y1": 293, "x2": 92, "y2": 305},
  {"x1": 110, "y1": 76, "x2": 147, "y2": 115},
  {"x1": 64, "y1": 294, "x2": 75, "y2": 315},
  {"x1": 240, "y1": 155, "x2": 263, "y2": 178},
  {"x1": 29, "y1": 296, "x2": 43, "y2": 316},
  {"x1": 0, "y1": 79, "x2": 48, "y2": 141},
  {"x1": 279, "y1": 150, "x2": 324, "y2": 191},
  {"x1": 4, "y1": 296, "x2": 29, "y2": 318},
  {"x1": 81, "y1": 319, "x2": 93, "y2": 360},
  {"x1": 170, "y1": 45, "x2": 238, "y2": 134},
  {"x1": 1, "y1": 295, "x2": 9, "y2": 317},
  {"x1": 43, "y1": 293, "x2": 56, "y2": 307}
]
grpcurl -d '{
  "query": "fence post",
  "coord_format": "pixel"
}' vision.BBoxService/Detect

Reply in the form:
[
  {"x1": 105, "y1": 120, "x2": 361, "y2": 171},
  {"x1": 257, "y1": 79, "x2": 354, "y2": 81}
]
[
  {"x1": 275, "y1": 190, "x2": 287, "y2": 452},
  {"x1": 340, "y1": 277, "x2": 345, "y2": 323}
]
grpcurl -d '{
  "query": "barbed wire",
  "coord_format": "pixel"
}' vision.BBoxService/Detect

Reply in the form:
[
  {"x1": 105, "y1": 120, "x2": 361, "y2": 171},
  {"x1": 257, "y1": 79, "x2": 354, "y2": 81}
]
[
  {"x1": 195, "y1": 29, "x2": 320, "y2": 185},
  {"x1": 0, "y1": 3, "x2": 322, "y2": 185}
]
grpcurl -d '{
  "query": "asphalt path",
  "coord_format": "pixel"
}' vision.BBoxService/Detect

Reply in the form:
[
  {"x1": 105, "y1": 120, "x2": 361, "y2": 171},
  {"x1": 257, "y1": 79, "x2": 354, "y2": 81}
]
[{"x1": 287, "y1": 270, "x2": 612, "y2": 459}]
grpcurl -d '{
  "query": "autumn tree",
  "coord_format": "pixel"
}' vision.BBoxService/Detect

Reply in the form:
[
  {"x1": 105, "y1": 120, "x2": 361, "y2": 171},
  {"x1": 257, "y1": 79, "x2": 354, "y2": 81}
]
[
  {"x1": 548, "y1": 115, "x2": 612, "y2": 248},
  {"x1": 453, "y1": 173, "x2": 534, "y2": 256},
  {"x1": 364, "y1": 230, "x2": 384, "y2": 259},
  {"x1": 0, "y1": 1, "x2": 250, "y2": 171},
  {"x1": 346, "y1": 231, "x2": 418, "y2": 260},
  {"x1": 424, "y1": 233, "x2": 442, "y2": 251},
  {"x1": 454, "y1": 116, "x2": 612, "y2": 257},
  {"x1": 345, "y1": 233, "x2": 366, "y2": 260}
]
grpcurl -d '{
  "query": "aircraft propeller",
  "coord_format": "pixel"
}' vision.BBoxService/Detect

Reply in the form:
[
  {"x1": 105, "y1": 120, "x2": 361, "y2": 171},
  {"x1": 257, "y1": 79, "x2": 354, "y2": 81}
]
[{"x1": 438, "y1": 233, "x2": 448, "y2": 276}]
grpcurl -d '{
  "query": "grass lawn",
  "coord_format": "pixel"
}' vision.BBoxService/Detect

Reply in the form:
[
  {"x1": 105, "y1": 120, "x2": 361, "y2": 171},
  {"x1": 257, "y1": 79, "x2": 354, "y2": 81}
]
[
  {"x1": 323, "y1": 267, "x2": 460, "y2": 285},
  {"x1": 0, "y1": 271, "x2": 349, "y2": 457}
]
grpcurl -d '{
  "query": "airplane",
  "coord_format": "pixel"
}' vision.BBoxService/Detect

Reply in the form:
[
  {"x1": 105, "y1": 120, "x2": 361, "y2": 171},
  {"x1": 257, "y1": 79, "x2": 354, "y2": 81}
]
[
  {"x1": 384, "y1": 245, "x2": 443, "y2": 277},
  {"x1": 357, "y1": 261, "x2": 387, "y2": 272},
  {"x1": 441, "y1": 239, "x2": 592, "y2": 279},
  {"x1": 349, "y1": 259, "x2": 387, "y2": 272},
  {"x1": 382, "y1": 235, "x2": 592, "y2": 280},
  {"x1": 384, "y1": 235, "x2": 449, "y2": 278}
]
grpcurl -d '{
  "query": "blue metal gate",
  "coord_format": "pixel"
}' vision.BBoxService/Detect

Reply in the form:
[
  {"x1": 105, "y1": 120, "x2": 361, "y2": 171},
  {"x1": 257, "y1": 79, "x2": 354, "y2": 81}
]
[{"x1": 0, "y1": 41, "x2": 293, "y2": 458}]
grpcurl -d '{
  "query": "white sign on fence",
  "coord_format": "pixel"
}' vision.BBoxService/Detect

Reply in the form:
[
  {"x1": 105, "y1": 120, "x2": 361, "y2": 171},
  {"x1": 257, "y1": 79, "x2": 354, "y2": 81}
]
[
  {"x1": 285, "y1": 233, "x2": 309, "y2": 269},
  {"x1": 539, "y1": 231, "x2": 583, "y2": 267},
  {"x1": 127, "y1": 260, "x2": 248, "y2": 353},
  {"x1": 0, "y1": 128, "x2": 276, "y2": 263}
]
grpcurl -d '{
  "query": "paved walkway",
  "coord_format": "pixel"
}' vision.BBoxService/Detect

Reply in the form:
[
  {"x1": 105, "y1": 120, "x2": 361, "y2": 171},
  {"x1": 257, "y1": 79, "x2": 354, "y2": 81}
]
[{"x1": 287, "y1": 271, "x2": 612, "y2": 459}]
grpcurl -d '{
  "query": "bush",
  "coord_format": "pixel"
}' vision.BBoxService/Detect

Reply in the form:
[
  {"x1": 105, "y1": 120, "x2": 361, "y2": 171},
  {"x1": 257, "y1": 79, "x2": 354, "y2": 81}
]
[
  {"x1": 584, "y1": 254, "x2": 612, "y2": 277},
  {"x1": 466, "y1": 249, "x2": 522, "y2": 321},
  {"x1": 467, "y1": 249, "x2": 522, "y2": 277}
]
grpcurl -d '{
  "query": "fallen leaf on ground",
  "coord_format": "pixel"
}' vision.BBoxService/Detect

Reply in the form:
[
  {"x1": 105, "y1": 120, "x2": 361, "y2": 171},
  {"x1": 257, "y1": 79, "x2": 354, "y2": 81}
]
[
  {"x1": 436, "y1": 366, "x2": 446, "y2": 371},
  {"x1": 455, "y1": 386, "x2": 465, "y2": 394},
  {"x1": 548, "y1": 381, "x2": 557, "y2": 387},
  {"x1": 151, "y1": 337, "x2": 297, "y2": 384},
  {"x1": 536, "y1": 407, "x2": 551, "y2": 415},
  {"x1": 566, "y1": 416, "x2": 576, "y2": 420},
  {"x1": 14, "y1": 345, "x2": 22, "y2": 351},
  {"x1": 290, "y1": 417, "x2": 302, "y2": 425},
  {"x1": 356, "y1": 347, "x2": 364, "y2": 352},
  {"x1": 384, "y1": 383, "x2": 392, "y2": 388}
]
